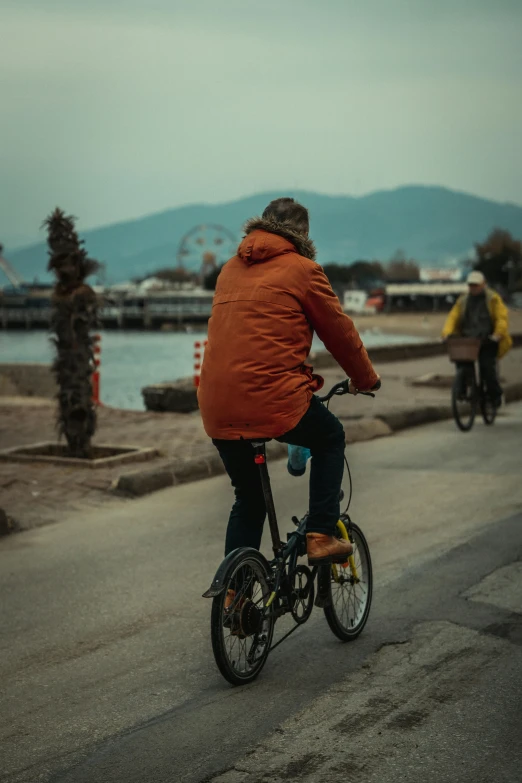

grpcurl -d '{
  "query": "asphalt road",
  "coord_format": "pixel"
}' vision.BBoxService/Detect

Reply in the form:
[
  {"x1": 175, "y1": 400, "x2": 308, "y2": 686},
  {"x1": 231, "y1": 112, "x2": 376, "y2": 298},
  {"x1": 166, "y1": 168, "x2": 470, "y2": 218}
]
[{"x1": 2, "y1": 404, "x2": 522, "y2": 783}]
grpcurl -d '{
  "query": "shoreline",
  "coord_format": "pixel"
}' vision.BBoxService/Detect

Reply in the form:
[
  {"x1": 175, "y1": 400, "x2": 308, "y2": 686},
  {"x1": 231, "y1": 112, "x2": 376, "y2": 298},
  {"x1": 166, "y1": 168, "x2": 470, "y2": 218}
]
[{"x1": 0, "y1": 324, "x2": 428, "y2": 410}]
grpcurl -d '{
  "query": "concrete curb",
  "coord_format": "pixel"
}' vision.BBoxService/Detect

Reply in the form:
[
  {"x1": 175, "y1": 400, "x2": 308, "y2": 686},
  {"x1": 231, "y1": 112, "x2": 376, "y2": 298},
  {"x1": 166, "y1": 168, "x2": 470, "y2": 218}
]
[
  {"x1": 311, "y1": 340, "x2": 444, "y2": 369},
  {"x1": 310, "y1": 332, "x2": 522, "y2": 370},
  {"x1": 113, "y1": 420, "x2": 391, "y2": 498},
  {"x1": 114, "y1": 382, "x2": 522, "y2": 498},
  {"x1": 504, "y1": 381, "x2": 522, "y2": 403},
  {"x1": 0, "y1": 508, "x2": 19, "y2": 537},
  {"x1": 113, "y1": 441, "x2": 288, "y2": 498},
  {"x1": 377, "y1": 404, "x2": 453, "y2": 432},
  {"x1": 378, "y1": 381, "x2": 522, "y2": 433},
  {"x1": 343, "y1": 417, "x2": 393, "y2": 442}
]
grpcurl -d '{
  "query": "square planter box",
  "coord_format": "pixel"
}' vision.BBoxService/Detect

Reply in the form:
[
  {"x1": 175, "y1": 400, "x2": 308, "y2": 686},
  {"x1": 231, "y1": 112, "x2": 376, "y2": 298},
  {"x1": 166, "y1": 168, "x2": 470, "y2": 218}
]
[{"x1": 0, "y1": 442, "x2": 159, "y2": 469}]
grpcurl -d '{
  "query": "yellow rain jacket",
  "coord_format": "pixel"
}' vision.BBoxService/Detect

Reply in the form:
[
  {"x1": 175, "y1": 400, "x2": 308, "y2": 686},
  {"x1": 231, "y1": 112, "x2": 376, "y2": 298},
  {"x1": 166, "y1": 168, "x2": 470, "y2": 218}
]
[{"x1": 442, "y1": 288, "x2": 513, "y2": 358}]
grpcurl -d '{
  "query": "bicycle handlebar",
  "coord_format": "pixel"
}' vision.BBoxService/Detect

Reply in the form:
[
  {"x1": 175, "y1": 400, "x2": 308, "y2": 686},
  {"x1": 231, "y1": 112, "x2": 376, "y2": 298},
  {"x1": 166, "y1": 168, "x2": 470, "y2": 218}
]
[{"x1": 316, "y1": 378, "x2": 381, "y2": 403}]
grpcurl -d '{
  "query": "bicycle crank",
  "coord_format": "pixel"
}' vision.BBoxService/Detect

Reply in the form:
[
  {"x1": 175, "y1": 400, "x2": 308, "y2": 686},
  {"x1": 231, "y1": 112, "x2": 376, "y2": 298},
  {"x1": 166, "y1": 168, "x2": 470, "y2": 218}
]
[{"x1": 289, "y1": 565, "x2": 315, "y2": 624}]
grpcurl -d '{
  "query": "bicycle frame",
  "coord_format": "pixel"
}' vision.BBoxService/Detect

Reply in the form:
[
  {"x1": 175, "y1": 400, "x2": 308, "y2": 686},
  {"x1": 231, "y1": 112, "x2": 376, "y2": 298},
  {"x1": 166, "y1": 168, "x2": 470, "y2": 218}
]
[
  {"x1": 457, "y1": 360, "x2": 487, "y2": 400},
  {"x1": 250, "y1": 380, "x2": 378, "y2": 556},
  {"x1": 250, "y1": 439, "x2": 360, "y2": 614},
  {"x1": 201, "y1": 445, "x2": 306, "y2": 604},
  {"x1": 459, "y1": 360, "x2": 477, "y2": 385},
  {"x1": 251, "y1": 440, "x2": 309, "y2": 610},
  {"x1": 251, "y1": 441, "x2": 283, "y2": 556}
]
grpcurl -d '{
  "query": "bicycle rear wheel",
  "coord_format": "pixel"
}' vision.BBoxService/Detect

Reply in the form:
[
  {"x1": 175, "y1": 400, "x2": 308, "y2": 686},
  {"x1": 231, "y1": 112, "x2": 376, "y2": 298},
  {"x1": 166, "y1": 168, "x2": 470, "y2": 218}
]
[
  {"x1": 210, "y1": 550, "x2": 274, "y2": 685},
  {"x1": 452, "y1": 365, "x2": 478, "y2": 432},
  {"x1": 321, "y1": 519, "x2": 372, "y2": 642}
]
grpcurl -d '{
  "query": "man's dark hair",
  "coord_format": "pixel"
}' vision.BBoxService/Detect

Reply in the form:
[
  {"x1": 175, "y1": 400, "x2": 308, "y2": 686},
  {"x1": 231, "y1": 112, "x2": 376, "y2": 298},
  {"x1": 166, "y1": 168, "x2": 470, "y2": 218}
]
[{"x1": 262, "y1": 197, "x2": 309, "y2": 236}]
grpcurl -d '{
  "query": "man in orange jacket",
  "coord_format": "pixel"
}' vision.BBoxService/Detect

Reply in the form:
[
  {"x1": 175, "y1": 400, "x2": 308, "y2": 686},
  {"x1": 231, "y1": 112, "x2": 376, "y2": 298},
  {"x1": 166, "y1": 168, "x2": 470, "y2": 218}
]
[{"x1": 199, "y1": 197, "x2": 380, "y2": 565}]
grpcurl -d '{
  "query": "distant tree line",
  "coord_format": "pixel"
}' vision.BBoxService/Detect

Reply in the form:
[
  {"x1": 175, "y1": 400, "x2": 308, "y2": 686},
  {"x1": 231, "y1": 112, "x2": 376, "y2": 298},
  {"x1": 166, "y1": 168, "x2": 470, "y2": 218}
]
[
  {"x1": 323, "y1": 251, "x2": 421, "y2": 289},
  {"x1": 325, "y1": 229, "x2": 522, "y2": 297},
  {"x1": 136, "y1": 229, "x2": 522, "y2": 298},
  {"x1": 471, "y1": 229, "x2": 522, "y2": 294}
]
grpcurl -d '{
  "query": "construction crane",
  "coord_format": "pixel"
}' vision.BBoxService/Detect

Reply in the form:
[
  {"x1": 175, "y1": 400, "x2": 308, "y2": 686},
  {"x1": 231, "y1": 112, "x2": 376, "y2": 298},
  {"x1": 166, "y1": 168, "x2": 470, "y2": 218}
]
[{"x1": 0, "y1": 244, "x2": 25, "y2": 289}]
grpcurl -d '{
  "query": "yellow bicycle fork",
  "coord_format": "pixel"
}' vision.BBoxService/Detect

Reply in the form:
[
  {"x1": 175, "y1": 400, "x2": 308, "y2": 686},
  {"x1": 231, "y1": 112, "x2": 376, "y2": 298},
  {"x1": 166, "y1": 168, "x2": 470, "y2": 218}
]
[{"x1": 332, "y1": 518, "x2": 359, "y2": 583}]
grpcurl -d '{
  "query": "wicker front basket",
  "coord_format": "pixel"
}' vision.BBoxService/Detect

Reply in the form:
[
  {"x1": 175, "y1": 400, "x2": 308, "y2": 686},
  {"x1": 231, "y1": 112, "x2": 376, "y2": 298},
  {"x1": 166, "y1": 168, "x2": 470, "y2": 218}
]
[{"x1": 447, "y1": 337, "x2": 481, "y2": 363}]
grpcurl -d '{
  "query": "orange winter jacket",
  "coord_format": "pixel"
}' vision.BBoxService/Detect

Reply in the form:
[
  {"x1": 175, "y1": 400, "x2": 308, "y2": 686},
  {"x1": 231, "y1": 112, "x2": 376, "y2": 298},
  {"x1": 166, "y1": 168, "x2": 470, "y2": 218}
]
[{"x1": 198, "y1": 218, "x2": 379, "y2": 440}]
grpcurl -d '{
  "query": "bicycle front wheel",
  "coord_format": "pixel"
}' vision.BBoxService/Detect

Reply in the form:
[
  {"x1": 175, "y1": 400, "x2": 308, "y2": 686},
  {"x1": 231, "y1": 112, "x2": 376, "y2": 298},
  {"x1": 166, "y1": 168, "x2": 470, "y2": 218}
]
[
  {"x1": 452, "y1": 365, "x2": 477, "y2": 432},
  {"x1": 321, "y1": 519, "x2": 373, "y2": 642},
  {"x1": 210, "y1": 550, "x2": 274, "y2": 686}
]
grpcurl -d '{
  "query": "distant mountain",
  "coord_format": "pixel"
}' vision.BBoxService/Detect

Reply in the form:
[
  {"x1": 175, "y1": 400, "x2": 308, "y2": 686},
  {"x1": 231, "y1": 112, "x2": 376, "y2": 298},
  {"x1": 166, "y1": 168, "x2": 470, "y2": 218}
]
[
  {"x1": 1, "y1": 231, "x2": 39, "y2": 251},
  {"x1": 5, "y1": 186, "x2": 522, "y2": 285}
]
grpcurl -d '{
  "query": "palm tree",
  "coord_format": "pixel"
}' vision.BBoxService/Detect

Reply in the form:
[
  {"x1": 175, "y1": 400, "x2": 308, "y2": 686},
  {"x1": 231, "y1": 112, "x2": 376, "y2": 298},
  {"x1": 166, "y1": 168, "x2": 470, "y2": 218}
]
[{"x1": 44, "y1": 209, "x2": 100, "y2": 458}]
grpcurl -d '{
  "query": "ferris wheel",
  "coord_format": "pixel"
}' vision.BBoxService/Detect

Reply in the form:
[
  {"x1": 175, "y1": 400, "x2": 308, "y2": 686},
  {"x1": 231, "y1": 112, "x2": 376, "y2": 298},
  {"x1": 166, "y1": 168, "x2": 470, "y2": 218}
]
[{"x1": 176, "y1": 224, "x2": 237, "y2": 279}]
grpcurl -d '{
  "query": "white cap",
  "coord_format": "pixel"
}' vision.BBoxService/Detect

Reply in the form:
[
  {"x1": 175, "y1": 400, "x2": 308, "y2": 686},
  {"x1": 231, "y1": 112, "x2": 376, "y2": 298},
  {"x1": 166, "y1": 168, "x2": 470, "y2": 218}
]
[{"x1": 467, "y1": 270, "x2": 485, "y2": 285}]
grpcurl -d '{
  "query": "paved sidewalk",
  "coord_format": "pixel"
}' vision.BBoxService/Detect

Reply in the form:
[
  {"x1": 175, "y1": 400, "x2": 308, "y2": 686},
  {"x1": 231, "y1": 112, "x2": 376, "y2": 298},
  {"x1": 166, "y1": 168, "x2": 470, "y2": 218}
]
[{"x1": 1, "y1": 348, "x2": 521, "y2": 531}]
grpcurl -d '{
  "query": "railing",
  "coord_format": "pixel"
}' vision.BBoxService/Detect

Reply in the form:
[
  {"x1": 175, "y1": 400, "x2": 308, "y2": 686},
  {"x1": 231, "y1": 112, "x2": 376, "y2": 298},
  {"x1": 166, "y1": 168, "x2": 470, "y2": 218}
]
[
  {"x1": 0, "y1": 308, "x2": 53, "y2": 322},
  {"x1": 98, "y1": 307, "x2": 121, "y2": 318},
  {"x1": 0, "y1": 303, "x2": 213, "y2": 326},
  {"x1": 147, "y1": 303, "x2": 212, "y2": 316}
]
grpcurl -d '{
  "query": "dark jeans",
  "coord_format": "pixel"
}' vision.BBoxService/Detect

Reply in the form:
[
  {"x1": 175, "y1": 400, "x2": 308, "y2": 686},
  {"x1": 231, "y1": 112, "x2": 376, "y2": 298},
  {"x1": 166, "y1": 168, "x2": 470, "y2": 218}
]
[
  {"x1": 213, "y1": 396, "x2": 345, "y2": 555},
  {"x1": 458, "y1": 340, "x2": 502, "y2": 402}
]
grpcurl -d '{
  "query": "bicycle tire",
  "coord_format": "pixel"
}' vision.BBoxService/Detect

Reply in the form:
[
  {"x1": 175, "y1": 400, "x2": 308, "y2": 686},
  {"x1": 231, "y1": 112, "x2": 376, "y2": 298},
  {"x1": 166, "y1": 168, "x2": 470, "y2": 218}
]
[
  {"x1": 321, "y1": 520, "x2": 373, "y2": 642},
  {"x1": 210, "y1": 550, "x2": 274, "y2": 685},
  {"x1": 452, "y1": 366, "x2": 477, "y2": 432}
]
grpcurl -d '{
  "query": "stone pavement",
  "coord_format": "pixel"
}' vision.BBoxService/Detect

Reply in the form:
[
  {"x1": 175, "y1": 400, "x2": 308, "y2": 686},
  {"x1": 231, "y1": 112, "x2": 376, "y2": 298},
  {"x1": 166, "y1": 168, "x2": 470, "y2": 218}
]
[{"x1": 1, "y1": 348, "x2": 521, "y2": 532}]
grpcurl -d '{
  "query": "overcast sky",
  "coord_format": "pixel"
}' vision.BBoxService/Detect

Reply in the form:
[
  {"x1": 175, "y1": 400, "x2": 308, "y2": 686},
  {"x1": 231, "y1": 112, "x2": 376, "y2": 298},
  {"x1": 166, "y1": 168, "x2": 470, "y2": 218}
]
[{"x1": 1, "y1": 0, "x2": 521, "y2": 246}]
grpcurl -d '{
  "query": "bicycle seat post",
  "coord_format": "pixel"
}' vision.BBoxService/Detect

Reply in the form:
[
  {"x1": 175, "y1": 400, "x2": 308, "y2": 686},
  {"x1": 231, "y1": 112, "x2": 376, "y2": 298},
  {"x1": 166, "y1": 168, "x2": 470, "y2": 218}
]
[{"x1": 251, "y1": 441, "x2": 282, "y2": 555}]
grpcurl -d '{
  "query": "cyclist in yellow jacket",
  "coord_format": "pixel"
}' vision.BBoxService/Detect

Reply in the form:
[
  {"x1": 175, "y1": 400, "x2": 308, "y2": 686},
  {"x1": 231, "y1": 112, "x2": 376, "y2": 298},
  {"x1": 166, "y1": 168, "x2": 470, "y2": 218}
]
[{"x1": 442, "y1": 270, "x2": 513, "y2": 407}]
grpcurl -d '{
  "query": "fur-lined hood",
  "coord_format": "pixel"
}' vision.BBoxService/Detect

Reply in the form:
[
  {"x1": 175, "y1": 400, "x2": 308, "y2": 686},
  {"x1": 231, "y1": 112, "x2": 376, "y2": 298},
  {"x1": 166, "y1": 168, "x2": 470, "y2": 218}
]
[{"x1": 238, "y1": 216, "x2": 316, "y2": 263}]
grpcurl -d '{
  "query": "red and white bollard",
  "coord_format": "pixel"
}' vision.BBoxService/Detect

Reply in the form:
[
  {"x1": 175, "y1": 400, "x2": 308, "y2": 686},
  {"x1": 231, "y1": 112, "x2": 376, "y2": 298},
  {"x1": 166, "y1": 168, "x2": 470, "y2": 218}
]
[
  {"x1": 92, "y1": 333, "x2": 102, "y2": 405},
  {"x1": 193, "y1": 340, "x2": 208, "y2": 388}
]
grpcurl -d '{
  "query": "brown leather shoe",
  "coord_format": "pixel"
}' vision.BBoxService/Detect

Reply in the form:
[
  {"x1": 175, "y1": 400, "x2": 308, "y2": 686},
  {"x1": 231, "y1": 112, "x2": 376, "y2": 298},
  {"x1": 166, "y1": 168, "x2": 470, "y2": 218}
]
[
  {"x1": 224, "y1": 589, "x2": 237, "y2": 611},
  {"x1": 223, "y1": 589, "x2": 247, "y2": 637},
  {"x1": 306, "y1": 532, "x2": 353, "y2": 565}
]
